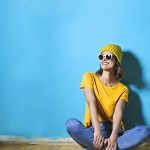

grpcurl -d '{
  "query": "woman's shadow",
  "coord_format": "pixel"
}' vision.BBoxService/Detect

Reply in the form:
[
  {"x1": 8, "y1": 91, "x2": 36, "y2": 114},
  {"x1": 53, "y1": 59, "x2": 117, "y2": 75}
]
[{"x1": 121, "y1": 51, "x2": 147, "y2": 130}]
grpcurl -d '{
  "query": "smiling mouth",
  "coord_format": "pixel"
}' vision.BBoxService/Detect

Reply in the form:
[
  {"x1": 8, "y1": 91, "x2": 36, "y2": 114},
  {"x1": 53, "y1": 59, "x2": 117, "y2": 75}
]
[{"x1": 102, "y1": 62, "x2": 109, "y2": 65}]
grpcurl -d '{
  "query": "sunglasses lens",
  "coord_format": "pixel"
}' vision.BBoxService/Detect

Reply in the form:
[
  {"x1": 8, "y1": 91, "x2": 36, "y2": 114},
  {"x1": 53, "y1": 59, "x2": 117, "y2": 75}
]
[
  {"x1": 99, "y1": 54, "x2": 103, "y2": 60},
  {"x1": 106, "y1": 54, "x2": 112, "y2": 60}
]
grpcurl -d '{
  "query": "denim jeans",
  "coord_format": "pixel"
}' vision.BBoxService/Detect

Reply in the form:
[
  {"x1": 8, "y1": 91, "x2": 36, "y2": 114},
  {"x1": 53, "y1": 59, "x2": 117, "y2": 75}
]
[{"x1": 65, "y1": 118, "x2": 150, "y2": 150}]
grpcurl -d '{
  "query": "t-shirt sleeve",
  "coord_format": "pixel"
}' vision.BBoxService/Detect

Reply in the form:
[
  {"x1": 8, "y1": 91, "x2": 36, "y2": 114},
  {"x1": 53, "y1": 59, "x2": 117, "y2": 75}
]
[
  {"x1": 80, "y1": 72, "x2": 94, "y2": 90},
  {"x1": 119, "y1": 87, "x2": 129, "y2": 104}
]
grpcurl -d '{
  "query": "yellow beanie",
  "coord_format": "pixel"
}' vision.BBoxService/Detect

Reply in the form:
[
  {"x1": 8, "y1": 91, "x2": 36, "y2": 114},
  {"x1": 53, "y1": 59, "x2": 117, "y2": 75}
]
[{"x1": 99, "y1": 44, "x2": 123, "y2": 64}]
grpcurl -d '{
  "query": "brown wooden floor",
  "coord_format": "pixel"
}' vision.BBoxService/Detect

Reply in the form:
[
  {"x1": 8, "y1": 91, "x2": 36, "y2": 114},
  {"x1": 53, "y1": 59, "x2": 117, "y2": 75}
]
[
  {"x1": 0, "y1": 144, "x2": 82, "y2": 150},
  {"x1": 0, "y1": 143, "x2": 150, "y2": 150}
]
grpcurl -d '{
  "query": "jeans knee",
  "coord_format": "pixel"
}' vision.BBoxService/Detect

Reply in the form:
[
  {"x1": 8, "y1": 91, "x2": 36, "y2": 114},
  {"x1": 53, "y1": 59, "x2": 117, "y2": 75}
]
[
  {"x1": 135, "y1": 125, "x2": 150, "y2": 138},
  {"x1": 65, "y1": 118, "x2": 81, "y2": 134}
]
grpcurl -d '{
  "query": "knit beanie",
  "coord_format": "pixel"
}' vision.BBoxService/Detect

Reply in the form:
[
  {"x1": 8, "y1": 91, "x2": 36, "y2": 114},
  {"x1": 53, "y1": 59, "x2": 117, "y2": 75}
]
[{"x1": 98, "y1": 44, "x2": 123, "y2": 64}]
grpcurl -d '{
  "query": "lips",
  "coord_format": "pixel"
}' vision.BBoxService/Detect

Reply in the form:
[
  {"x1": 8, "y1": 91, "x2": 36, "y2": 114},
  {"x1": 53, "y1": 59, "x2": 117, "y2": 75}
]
[{"x1": 102, "y1": 62, "x2": 109, "y2": 65}]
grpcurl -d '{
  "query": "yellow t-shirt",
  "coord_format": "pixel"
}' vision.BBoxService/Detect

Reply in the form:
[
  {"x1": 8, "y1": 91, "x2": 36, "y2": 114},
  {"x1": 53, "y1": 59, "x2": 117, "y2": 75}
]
[{"x1": 80, "y1": 72, "x2": 129, "y2": 131}]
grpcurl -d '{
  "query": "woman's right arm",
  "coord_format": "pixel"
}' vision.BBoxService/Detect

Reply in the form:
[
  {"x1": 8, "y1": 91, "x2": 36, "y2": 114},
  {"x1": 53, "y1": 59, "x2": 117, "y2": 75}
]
[{"x1": 83, "y1": 87, "x2": 105, "y2": 149}]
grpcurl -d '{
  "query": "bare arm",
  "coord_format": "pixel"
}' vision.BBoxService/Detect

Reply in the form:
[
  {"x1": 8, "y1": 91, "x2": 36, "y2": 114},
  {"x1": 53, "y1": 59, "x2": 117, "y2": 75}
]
[
  {"x1": 111, "y1": 99, "x2": 125, "y2": 139},
  {"x1": 83, "y1": 87, "x2": 105, "y2": 149},
  {"x1": 105, "y1": 100, "x2": 126, "y2": 150},
  {"x1": 83, "y1": 87, "x2": 100, "y2": 132}
]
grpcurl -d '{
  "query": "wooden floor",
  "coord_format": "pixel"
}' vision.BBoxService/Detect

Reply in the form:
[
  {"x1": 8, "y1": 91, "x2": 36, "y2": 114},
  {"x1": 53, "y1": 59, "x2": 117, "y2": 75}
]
[
  {"x1": 0, "y1": 143, "x2": 150, "y2": 150},
  {"x1": 0, "y1": 144, "x2": 82, "y2": 150}
]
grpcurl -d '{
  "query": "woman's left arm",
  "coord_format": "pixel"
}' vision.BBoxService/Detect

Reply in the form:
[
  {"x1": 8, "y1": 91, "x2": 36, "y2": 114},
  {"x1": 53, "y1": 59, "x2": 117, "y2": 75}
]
[{"x1": 105, "y1": 99, "x2": 125, "y2": 150}]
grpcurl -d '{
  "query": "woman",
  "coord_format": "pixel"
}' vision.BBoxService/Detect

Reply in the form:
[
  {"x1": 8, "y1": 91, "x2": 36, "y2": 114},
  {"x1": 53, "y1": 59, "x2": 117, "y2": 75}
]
[{"x1": 65, "y1": 44, "x2": 150, "y2": 150}]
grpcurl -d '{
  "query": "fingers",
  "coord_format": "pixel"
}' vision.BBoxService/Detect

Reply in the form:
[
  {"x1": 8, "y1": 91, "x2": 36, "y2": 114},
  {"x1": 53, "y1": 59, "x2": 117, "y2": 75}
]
[
  {"x1": 93, "y1": 135, "x2": 104, "y2": 150},
  {"x1": 97, "y1": 136, "x2": 104, "y2": 149},
  {"x1": 93, "y1": 135, "x2": 100, "y2": 149},
  {"x1": 93, "y1": 134, "x2": 99, "y2": 149},
  {"x1": 93, "y1": 135, "x2": 98, "y2": 149},
  {"x1": 93, "y1": 134, "x2": 98, "y2": 149},
  {"x1": 105, "y1": 140, "x2": 117, "y2": 150},
  {"x1": 107, "y1": 144, "x2": 117, "y2": 150}
]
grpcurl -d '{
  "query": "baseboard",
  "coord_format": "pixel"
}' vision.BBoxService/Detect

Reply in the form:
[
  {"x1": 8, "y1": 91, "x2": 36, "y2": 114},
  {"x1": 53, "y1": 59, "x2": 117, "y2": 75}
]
[{"x1": 0, "y1": 135, "x2": 77, "y2": 145}]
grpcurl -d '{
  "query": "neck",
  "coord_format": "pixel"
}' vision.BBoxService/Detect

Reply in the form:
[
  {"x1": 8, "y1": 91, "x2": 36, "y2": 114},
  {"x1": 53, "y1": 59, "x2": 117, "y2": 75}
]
[{"x1": 100, "y1": 70, "x2": 116, "y2": 85}]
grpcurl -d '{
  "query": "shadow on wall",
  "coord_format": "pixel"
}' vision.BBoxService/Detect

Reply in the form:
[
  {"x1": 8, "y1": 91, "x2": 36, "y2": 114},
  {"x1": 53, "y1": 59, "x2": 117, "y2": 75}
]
[{"x1": 121, "y1": 51, "x2": 146, "y2": 130}]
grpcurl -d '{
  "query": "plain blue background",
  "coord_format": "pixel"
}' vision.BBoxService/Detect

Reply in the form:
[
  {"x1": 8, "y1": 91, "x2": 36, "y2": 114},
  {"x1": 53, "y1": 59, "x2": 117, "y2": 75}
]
[{"x1": 0, "y1": 0, "x2": 150, "y2": 138}]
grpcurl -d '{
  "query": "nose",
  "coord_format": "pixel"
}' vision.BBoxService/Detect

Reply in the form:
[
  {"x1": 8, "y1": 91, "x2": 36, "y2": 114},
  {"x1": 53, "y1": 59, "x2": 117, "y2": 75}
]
[{"x1": 102, "y1": 56, "x2": 107, "y2": 61}]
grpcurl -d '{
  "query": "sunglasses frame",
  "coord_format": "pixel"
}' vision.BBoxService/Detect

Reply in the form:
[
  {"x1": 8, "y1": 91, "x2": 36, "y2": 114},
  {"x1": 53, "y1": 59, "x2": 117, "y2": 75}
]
[{"x1": 98, "y1": 53, "x2": 114, "y2": 61}]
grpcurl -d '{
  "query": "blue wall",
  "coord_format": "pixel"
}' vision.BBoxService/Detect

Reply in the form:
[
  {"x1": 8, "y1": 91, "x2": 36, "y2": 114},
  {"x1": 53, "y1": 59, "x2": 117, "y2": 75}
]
[{"x1": 0, "y1": 0, "x2": 150, "y2": 138}]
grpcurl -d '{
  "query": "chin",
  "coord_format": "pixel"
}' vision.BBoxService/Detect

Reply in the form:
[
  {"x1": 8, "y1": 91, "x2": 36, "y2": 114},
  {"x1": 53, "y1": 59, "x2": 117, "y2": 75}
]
[{"x1": 101, "y1": 67, "x2": 113, "y2": 71}]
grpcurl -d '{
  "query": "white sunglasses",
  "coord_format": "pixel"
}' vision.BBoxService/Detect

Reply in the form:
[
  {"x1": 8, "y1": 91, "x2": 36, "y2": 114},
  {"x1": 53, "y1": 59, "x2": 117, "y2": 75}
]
[{"x1": 98, "y1": 53, "x2": 114, "y2": 61}]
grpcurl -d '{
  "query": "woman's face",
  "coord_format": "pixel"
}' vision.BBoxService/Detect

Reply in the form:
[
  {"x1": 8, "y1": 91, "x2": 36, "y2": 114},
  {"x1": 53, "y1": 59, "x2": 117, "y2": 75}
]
[{"x1": 99, "y1": 51, "x2": 116, "y2": 71}]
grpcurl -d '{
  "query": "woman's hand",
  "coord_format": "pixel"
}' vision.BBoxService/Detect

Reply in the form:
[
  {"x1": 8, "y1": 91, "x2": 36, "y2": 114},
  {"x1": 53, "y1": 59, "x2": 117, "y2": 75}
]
[
  {"x1": 104, "y1": 133, "x2": 118, "y2": 150},
  {"x1": 93, "y1": 130, "x2": 105, "y2": 150}
]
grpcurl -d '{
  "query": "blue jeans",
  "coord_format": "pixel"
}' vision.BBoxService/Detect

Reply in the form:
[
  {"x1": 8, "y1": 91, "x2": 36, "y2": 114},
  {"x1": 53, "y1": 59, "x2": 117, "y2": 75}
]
[{"x1": 65, "y1": 118, "x2": 150, "y2": 150}]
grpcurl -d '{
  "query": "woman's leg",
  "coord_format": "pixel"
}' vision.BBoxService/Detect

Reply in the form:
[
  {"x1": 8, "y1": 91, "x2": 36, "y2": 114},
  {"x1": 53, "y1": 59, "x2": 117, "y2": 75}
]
[
  {"x1": 65, "y1": 118, "x2": 94, "y2": 149},
  {"x1": 65, "y1": 118, "x2": 109, "y2": 150},
  {"x1": 117, "y1": 125, "x2": 150, "y2": 149}
]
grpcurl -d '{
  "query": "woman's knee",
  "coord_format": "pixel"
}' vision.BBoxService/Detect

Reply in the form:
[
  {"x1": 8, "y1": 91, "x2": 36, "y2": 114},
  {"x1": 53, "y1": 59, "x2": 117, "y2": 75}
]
[
  {"x1": 65, "y1": 118, "x2": 81, "y2": 134},
  {"x1": 135, "y1": 125, "x2": 150, "y2": 138}
]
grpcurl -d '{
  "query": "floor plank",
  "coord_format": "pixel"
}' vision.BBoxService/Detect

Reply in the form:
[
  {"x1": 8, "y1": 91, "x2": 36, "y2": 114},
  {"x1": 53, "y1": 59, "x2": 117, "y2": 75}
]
[{"x1": 0, "y1": 142, "x2": 150, "y2": 150}]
